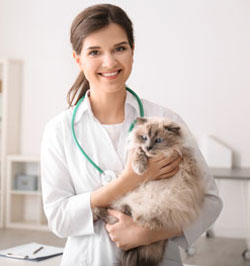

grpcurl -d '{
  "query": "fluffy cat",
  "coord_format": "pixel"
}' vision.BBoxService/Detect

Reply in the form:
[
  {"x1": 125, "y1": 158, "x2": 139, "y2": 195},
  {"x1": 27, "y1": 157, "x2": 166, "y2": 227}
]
[{"x1": 93, "y1": 117, "x2": 205, "y2": 266}]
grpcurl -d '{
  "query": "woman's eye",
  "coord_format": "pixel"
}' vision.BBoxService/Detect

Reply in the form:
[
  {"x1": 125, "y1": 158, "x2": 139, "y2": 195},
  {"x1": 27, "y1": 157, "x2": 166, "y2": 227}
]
[
  {"x1": 155, "y1": 138, "x2": 163, "y2": 143},
  {"x1": 115, "y1": 46, "x2": 126, "y2": 52},
  {"x1": 141, "y1": 135, "x2": 147, "y2": 141},
  {"x1": 89, "y1": 50, "x2": 99, "y2": 56}
]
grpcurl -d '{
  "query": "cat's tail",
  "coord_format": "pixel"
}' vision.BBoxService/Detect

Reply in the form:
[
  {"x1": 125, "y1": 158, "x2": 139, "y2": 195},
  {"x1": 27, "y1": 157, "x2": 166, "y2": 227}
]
[{"x1": 118, "y1": 240, "x2": 166, "y2": 266}]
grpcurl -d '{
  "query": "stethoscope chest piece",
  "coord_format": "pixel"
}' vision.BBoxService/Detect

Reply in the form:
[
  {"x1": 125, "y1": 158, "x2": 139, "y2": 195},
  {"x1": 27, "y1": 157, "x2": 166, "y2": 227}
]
[{"x1": 101, "y1": 170, "x2": 117, "y2": 185}]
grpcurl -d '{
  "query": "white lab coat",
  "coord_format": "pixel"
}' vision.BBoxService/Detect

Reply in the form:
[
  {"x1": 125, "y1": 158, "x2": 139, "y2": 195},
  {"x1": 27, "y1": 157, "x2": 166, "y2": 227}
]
[{"x1": 41, "y1": 90, "x2": 222, "y2": 266}]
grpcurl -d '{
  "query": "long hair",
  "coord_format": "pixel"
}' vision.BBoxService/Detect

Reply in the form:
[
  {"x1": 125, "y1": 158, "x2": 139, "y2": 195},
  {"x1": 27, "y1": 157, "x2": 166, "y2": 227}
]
[{"x1": 68, "y1": 4, "x2": 134, "y2": 106}]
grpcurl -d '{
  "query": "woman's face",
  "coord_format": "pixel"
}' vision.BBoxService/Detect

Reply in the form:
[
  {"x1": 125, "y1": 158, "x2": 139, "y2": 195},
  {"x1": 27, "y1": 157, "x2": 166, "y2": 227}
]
[{"x1": 74, "y1": 23, "x2": 134, "y2": 94}]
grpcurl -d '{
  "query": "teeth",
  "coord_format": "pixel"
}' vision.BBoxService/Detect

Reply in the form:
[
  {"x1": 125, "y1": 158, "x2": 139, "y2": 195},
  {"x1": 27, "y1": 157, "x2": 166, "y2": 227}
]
[{"x1": 102, "y1": 71, "x2": 119, "y2": 77}]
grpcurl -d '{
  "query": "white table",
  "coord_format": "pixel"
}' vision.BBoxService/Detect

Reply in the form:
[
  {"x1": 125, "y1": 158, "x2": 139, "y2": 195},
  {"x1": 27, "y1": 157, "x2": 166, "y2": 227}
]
[
  {"x1": 0, "y1": 256, "x2": 197, "y2": 266},
  {"x1": 210, "y1": 167, "x2": 250, "y2": 260},
  {"x1": 0, "y1": 255, "x2": 62, "y2": 265}
]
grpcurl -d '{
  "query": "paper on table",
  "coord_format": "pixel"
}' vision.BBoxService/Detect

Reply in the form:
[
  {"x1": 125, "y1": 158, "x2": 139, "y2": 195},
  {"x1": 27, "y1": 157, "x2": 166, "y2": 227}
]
[{"x1": 0, "y1": 242, "x2": 64, "y2": 261}]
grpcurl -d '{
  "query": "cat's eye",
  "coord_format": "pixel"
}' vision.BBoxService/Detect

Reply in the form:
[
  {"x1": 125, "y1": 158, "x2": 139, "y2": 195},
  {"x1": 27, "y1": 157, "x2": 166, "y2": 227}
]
[
  {"x1": 141, "y1": 135, "x2": 148, "y2": 141},
  {"x1": 155, "y1": 138, "x2": 163, "y2": 143}
]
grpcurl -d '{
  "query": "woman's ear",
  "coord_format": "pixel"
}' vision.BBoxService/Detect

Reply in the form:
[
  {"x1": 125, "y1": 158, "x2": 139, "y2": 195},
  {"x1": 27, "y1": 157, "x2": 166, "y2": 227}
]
[
  {"x1": 132, "y1": 44, "x2": 135, "y2": 56},
  {"x1": 73, "y1": 51, "x2": 81, "y2": 65}
]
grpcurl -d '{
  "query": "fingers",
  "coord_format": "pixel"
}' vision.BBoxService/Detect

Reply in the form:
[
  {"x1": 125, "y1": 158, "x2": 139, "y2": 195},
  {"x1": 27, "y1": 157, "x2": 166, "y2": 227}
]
[
  {"x1": 105, "y1": 211, "x2": 119, "y2": 235},
  {"x1": 105, "y1": 211, "x2": 125, "y2": 247},
  {"x1": 105, "y1": 209, "x2": 121, "y2": 225},
  {"x1": 159, "y1": 156, "x2": 181, "y2": 174},
  {"x1": 161, "y1": 151, "x2": 180, "y2": 165},
  {"x1": 152, "y1": 152, "x2": 182, "y2": 180},
  {"x1": 105, "y1": 222, "x2": 112, "y2": 233},
  {"x1": 158, "y1": 165, "x2": 179, "y2": 179},
  {"x1": 157, "y1": 154, "x2": 181, "y2": 172},
  {"x1": 151, "y1": 154, "x2": 165, "y2": 163},
  {"x1": 105, "y1": 223, "x2": 118, "y2": 242},
  {"x1": 152, "y1": 151, "x2": 179, "y2": 166},
  {"x1": 145, "y1": 151, "x2": 182, "y2": 181},
  {"x1": 107, "y1": 208, "x2": 122, "y2": 218}
]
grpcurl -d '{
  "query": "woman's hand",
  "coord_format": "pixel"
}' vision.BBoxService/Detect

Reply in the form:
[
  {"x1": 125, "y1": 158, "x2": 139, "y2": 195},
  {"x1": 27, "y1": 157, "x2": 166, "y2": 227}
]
[
  {"x1": 105, "y1": 209, "x2": 183, "y2": 251},
  {"x1": 105, "y1": 209, "x2": 151, "y2": 250},
  {"x1": 90, "y1": 151, "x2": 182, "y2": 210},
  {"x1": 123, "y1": 149, "x2": 182, "y2": 183}
]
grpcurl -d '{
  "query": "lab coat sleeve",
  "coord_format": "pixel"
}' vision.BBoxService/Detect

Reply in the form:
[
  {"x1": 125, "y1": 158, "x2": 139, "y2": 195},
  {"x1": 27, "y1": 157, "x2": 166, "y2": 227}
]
[
  {"x1": 164, "y1": 112, "x2": 223, "y2": 249},
  {"x1": 41, "y1": 120, "x2": 95, "y2": 238}
]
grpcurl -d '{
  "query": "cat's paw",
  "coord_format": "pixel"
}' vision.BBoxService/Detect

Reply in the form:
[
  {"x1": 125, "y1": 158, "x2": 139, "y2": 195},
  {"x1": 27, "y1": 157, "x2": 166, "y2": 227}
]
[
  {"x1": 132, "y1": 160, "x2": 147, "y2": 175},
  {"x1": 120, "y1": 204, "x2": 132, "y2": 216},
  {"x1": 93, "y1": 207, "x2": 118, "y2": 224},
  {"x1": 106, "y1": 215, "x2": 118, "y2": 225},
  {"x1": 93, "y1": 207, "x2": 108, "y2": 221},
  {"x1": 133, "y1": 148, "x2": 148, "y2": 175}
]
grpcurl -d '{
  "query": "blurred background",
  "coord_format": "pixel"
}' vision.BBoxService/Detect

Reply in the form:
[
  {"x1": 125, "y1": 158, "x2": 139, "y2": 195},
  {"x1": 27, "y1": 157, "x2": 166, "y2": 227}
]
[{"x1": 0, "y1": 1, "x2": 249, "y2": 266}]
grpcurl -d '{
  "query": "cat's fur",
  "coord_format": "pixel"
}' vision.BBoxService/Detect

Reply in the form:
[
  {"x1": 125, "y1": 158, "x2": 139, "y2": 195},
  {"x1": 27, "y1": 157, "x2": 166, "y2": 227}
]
[{"x1": 93, "y1": 117, "x2": 205, "y2": 266}]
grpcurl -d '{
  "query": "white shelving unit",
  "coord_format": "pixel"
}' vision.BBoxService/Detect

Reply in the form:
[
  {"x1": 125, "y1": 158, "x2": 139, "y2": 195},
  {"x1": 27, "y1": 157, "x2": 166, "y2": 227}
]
[
  {"x1": 0, "y1": 59, "x2": 22, "y2": 228},
  {"x1": 6, "y1": 155, "x2": 48, "y2": 230}
]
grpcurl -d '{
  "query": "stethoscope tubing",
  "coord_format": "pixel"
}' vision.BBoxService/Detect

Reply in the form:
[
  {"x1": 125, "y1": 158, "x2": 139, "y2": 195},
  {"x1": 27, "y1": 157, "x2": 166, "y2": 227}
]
[{"x1": 71, "y1": 87, "x2": 144, "y2": 175}]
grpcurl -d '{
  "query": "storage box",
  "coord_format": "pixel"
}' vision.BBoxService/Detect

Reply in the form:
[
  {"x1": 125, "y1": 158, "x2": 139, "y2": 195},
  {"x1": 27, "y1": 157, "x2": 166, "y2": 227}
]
[{"x1": 14, "y1": 174, "x2": 38, "y2": 191}]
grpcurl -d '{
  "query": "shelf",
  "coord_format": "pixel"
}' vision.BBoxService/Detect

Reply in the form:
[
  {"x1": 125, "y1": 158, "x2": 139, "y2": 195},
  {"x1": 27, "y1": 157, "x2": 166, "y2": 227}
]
[
  {"x1": 7, "y1": 221, "x2": 48, "y2": 231},
  {"x1": 10, "y1": 190, "x2": 42, "y2": 196},
  {"x1": 0, "y1": 60, "x2": 22, "y2": 228},
  {"x1": 0, "y1": 60, "x2": 44, "y2": 231},
  {"x1": 6, "y1": 155, "x2": 47, "y2": 231},
  {"x1": 7, "y1": 154, "x2": 40, "y2": 162},
  {"x1": 8, "y1": 157, "x2": 41, "y2": 192}
]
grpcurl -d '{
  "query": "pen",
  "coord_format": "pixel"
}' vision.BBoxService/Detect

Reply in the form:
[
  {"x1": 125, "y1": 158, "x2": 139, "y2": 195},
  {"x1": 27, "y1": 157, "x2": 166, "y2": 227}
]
[
  {"x1": 33, "y1": 246, "x2": 44, "y2": 255},
  {"x1": 6, "y1": 253, "x2": 29, "y2": 259}
]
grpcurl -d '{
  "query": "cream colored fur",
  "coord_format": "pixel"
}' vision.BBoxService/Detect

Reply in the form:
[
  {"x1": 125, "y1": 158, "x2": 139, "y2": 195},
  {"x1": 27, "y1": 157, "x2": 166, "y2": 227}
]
[
  {"x1": 113, "y1": 117, "x2": 204, "y2": 232},
  {"x1": 93, "y1": 117, "x2": 205, "y2": 266}
]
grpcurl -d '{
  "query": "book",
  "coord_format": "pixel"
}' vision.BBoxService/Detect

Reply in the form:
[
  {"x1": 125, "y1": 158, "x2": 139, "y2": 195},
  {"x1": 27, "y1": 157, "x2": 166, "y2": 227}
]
[{"x1": 0, "y1": 242, "x2": 64, "y2": 261}]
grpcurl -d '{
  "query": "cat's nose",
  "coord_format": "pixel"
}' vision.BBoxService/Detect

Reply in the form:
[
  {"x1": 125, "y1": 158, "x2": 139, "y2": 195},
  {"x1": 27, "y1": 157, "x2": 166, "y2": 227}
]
[{"x1": 146, "y1": 146, "x2": 152, "y2": 151}]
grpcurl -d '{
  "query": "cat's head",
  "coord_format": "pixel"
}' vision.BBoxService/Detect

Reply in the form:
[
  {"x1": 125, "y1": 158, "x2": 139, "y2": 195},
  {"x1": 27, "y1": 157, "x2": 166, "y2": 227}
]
[{"x1": 131, "y1": 117, "x2": 183, "y2": 156}]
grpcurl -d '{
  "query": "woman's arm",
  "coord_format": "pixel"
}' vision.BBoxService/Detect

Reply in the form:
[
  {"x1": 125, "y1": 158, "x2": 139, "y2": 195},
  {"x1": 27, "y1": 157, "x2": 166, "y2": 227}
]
[
  {"x1": 41, "y1": 120, "x2": 181, "y2": 239},
  {"x1": 41, "y1": 122, "x2": 95, "y2": 238},
  {"x1": 104, "y1": 120, "x2": 222, "y2": 250},
  {"x1": 90, "y1": 150, "x2": 182, "y2": 209},
  {"x1": 105, "y1": 155, "x2": 222, "y2": 251}
]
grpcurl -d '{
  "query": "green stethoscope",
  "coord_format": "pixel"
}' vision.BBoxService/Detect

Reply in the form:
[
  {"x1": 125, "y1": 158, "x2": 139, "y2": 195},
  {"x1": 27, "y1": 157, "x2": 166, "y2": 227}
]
[{"x1": 71, "y1": 87, "x2": 144, "y2": 184}]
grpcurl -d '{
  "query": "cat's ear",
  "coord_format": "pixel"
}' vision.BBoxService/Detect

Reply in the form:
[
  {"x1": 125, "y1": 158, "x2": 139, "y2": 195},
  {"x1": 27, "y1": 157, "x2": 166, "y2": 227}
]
[
  {"x1": 129, "y1": 118, "x2": 147, "y2": 131},
  {"x1": 164, "y1": 123, "x2": 181, "y2": 135},
  {"x1": 135, "y1": 117, "x2": 148, "y2": 125}
]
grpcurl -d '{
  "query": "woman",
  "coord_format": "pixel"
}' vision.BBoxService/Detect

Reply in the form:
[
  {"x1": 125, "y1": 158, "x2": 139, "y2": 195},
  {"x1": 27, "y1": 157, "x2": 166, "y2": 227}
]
[{"x1": 41, "y1": 4, "x2": 222, "y2": 266}]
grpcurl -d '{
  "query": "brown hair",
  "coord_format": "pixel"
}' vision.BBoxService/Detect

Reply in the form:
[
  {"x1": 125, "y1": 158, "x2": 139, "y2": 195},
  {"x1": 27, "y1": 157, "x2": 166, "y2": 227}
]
[{"x1": 68, "y1": 4, "x2": 134, "y2": 106}]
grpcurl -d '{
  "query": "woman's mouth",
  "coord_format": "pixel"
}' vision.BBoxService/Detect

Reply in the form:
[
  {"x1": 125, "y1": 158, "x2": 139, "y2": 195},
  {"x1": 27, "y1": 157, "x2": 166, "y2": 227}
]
[{"x1": 98, "y1": 69, "x2": 122, "y2": 79}]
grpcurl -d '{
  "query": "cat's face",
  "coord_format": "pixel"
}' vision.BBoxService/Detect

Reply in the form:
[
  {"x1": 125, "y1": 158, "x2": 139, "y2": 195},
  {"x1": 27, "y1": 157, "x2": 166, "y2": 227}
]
[{"x1": 132, "y1": 117, "x2": 182, "y2": 156}]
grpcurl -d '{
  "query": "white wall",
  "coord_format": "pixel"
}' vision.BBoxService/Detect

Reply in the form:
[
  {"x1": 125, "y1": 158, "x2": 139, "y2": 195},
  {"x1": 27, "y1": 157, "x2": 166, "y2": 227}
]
[{"x1": 0, "y1": 0, "x2": 249, "y2": 238}]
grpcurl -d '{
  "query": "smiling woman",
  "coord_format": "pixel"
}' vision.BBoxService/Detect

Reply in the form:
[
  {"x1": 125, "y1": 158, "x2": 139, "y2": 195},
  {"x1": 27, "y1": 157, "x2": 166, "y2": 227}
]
[
  {"x1": 41, "y1": 3, "x2": 222, "y2": 266},
  {"x1": 68, "y1": 4, "x2": 134, "y2": 107},
  {"x1": 73, "y1": 23, "x2": 134, "y2": 97}
]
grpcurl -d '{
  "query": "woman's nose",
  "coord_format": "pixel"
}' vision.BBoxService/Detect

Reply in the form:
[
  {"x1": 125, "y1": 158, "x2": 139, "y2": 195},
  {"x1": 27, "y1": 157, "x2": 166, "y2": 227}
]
[{"x1": 102, "y1": 53, "x2": 118, "y2": 68}]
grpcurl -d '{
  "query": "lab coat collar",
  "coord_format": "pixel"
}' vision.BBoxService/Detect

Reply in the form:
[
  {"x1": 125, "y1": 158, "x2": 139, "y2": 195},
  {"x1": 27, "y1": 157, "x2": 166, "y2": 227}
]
[
  {"x1": 125, "y1": 88, "x2": 141, "y2": 116},
  {"x1": 73, "y1": 90, "x2": 93, "y2": 124},
  {"x1": 73, "y1": 88, "x2": 141, "y2": 124}
]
